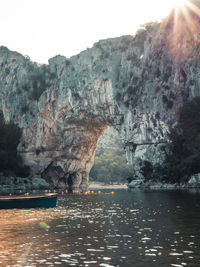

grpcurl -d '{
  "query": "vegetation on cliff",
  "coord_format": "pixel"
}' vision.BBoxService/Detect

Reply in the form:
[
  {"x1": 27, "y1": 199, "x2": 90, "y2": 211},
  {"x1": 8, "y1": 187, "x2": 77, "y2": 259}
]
[
  {"x1": 142, "y1": 97, "x2": 200, "y2": 184},
  {"x1": 21, "y1": 64, "x2": 56, "y2": 101},
  {"x1": 163, "y1": 97, "x2": 200, "y2": 182},
  {"x1": 0, "y1": 112, "x2": 29, "y2": 177}
]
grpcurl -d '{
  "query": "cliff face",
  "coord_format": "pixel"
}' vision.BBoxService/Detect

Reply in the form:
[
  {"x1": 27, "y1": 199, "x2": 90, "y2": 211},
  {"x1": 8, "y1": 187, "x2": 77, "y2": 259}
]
[
  {"x1": 0, "y1": 42, "x2": 124, "y2": 190},
  {"x1": 0, "y1": 4, "x2": 200, "y2": 189}
]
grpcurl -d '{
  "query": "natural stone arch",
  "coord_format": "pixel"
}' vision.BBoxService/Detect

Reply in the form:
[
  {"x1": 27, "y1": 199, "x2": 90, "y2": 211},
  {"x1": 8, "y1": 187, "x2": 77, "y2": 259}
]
[
  {"x1": 19, "y1": 91, "x2": 123, "y2": 190},
  {"x1": 2, "y1": 13, "x2": 198, "y2": 190}
]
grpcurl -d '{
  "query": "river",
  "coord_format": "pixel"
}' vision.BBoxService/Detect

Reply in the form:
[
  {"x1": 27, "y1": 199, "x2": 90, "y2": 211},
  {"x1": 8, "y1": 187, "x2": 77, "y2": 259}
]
[{"x1": 0, "y1": 189, "x2": 200, "y2": 266}]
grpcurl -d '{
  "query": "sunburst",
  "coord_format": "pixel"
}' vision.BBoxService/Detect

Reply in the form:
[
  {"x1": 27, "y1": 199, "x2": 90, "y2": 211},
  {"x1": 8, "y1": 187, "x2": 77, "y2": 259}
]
[
  {"x1": 149, "y1": 0, "x2": 200, "y2": 65},
  {"x1": 166, "y1": 0, "x2": 200, "y2": 62},
  {"x1": 172, "y1": 0, "x2": 187, "y2": 8}
]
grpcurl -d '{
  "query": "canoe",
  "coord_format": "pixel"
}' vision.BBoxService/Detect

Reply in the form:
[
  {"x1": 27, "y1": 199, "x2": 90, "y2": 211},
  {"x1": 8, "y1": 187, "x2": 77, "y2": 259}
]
[{"x1": 0, "y1": 193, "x2": 58, "y2": 209}]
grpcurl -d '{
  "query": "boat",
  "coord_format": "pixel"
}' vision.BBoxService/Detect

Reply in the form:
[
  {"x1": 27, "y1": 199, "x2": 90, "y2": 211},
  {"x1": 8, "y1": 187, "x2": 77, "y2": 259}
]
[{"x1": 0, "y1": 193, "x2": 58, "y2": 209}]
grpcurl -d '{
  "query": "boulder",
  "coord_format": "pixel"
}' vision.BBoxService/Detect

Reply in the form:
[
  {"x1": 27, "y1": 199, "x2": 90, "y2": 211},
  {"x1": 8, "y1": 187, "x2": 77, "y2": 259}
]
[
  {"x1": 128, "y1": 179, "x2": 144, "y2": 188},
  {"x1": 31, "y1": 177, "x2": 50, "y2": 190},
  {"x1": 188, "y1": 174, "x2": 200, "y2": 186}
]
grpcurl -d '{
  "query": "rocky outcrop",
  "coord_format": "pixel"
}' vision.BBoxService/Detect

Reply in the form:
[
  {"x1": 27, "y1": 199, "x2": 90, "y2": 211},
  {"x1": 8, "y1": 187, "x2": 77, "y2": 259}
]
[
  {"x1": 0, "y1": 43, "x2": 124, "y2": 190},
  {"x1": 0, "y1": 173, "x2": 50, "y2": 193},
  {"x1": 188, "y1": 174, "x2": 200, "y2": 186},
  {"x1": 0, "y1": 2, "x2": 200, "y2": 189}
]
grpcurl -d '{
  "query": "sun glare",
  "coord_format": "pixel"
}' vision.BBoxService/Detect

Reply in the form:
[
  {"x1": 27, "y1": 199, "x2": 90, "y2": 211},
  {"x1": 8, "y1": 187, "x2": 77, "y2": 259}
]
[
  {"x1": 160, "y1": 0, "x2": 200, "y2": 63},
  {"x1": 173, "y1": 0, "x2": 186, "y2": 7}
]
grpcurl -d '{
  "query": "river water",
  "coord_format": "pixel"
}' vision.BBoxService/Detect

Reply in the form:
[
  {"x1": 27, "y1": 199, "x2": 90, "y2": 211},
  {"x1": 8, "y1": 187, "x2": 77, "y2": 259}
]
[{"x1": 0, "y1": 189, "x2": 200, "y2": 267}]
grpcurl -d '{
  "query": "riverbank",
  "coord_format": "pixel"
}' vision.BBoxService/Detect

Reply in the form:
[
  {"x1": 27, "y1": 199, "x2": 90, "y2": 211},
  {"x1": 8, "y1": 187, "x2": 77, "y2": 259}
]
[
  {"x1": 0, "y1": 174, "x2": 127, "y2": 194},
  {"x1": 0, "y1": 174, "x2": 51, "y2": 193},
  {"x1": 127, "y1": 180, "x2": 200, "y2": 190},
  {"x1": 89, "y1": 182, "x2": 127, "y2": 189}
]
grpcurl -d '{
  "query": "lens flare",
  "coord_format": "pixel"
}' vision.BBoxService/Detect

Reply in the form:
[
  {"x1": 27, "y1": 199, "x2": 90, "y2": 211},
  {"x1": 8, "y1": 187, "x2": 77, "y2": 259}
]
[
  {"x1": 173, "y1": 0, "x2": 186, "y2": 7},
  {"x1": 39, "y1": 222, "x2": 50, "y2": 230},
  {"x1": 169, "y1": 0, "x2": 187, "y2": 10}
]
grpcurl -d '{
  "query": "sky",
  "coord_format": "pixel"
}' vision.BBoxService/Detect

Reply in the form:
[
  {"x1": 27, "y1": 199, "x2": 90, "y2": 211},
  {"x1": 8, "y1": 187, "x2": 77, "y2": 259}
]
[{"x1": 0, "y1": 0, "x2": 175, "y2": 63}]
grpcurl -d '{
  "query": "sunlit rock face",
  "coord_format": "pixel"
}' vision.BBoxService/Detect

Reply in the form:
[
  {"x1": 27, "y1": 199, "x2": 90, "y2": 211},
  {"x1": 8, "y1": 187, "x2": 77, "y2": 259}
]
[
  {"x1": 0, "y1": 3, "x2": 200, "y2": 188},
  {"x1": 0, "y1": 44, "x2": 124, "y2": 190}
]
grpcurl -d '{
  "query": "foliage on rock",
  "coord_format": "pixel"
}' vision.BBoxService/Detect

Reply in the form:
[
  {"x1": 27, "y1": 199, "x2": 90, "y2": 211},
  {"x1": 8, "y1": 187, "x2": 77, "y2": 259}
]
[
  {"x1": 154, "y1": 97, "x2": 200, "y2": 183},
  {"x1": 28, "y1": 65, "x2": 56, "y2": 100},
  {"x1": 0, "y1": 111, "x2": 29, "y2": 177}
]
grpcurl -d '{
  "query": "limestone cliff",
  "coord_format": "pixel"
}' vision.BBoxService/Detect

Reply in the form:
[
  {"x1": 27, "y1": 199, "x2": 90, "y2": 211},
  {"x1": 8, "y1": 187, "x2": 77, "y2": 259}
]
[{"x1": 0, "y1": 2, "x2": 200, "y2": 189}]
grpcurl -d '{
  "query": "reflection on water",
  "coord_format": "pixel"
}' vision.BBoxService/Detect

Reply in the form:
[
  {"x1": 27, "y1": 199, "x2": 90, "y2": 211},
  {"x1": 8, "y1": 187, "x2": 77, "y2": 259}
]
[{"x1": 0, "y1": 189, "x2": 200, "y2": 266}]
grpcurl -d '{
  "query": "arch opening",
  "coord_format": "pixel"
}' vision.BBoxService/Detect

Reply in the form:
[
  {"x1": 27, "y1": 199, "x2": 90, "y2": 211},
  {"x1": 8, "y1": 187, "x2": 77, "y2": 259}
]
[{"x1": 89, "y1": 127, "x2": 133, "y2": 187}]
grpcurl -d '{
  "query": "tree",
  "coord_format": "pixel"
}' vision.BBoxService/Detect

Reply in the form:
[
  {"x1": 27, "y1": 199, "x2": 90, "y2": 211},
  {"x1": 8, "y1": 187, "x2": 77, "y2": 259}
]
[
  {"x1": 90, "y1": 150, "x2": 132, "y2": 184},
  {"x1": 158, "y1": 97, "x2": 200, "y2": 183},
  {"x1": 0, "y1": 111, "x2": 29, "y2": 177}
]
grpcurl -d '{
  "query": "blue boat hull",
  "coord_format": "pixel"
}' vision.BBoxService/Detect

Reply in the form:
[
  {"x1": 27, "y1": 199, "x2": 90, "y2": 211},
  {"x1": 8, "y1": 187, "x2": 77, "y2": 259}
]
[{"x1": 0, "y1": 194, "x2": 58, "y2": 209}]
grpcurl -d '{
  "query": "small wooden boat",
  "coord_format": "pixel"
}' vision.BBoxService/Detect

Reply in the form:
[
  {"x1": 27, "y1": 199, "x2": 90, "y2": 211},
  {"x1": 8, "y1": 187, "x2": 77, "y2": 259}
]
[{"x1": 0, "y1": 193, "x2": 58, "y2": 209}]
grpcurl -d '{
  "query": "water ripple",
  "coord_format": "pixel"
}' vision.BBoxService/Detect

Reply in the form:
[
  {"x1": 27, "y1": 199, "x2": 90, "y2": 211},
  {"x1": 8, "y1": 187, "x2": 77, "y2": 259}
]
[{"x1": 0, "y1": 189, "x2": 200, "y2": 266}]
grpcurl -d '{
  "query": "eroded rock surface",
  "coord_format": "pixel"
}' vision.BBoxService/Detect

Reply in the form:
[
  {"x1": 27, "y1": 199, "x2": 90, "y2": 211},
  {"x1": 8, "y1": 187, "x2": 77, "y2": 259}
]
[{"x1": 0, "y1": 3, "x2": 200, "y2": 189}]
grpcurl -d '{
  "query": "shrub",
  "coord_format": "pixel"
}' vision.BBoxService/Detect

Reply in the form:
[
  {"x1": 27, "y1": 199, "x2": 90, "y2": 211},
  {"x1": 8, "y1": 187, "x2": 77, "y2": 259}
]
[
  {"x1": 170, "y1": 92, "x2": 176, "y2": 99},
  {"x1": 141, "y1": 160, "x2": 153, "y2": 181},
  {"x1": 162, "y1": 95, "x2": 168, "y2": 104},
  {"x1": 0, "y1": 111, "x2": 30, "y2": 177},
  {"x1": 155, "y1": 111, "x2": 160, "y2": 120},
  {"x1": 156, "y1": 97, "x2": 200, "y2": 183},
  {"x1": 36, "y1": 149, "x2": 41, "y2": 155},
  {"x1": 21, "y1": 105, "x2": 29, "y2": 113},
  {"x1": 115, "y1": 92, "x2": 122, "y2": 102},
  {"x1": 30, "y1": 72, "x2": 47, "y2": 100},
  {"x1": 167, "y1": 100, "x2": 173, "y2": 109},
  {"x1": 162, "y1": 95, "x2": 173, "y2": 109},
  {"x1": 5, "y1": 67, "x2": 10, "y2": 75},
  {"x1": 21, "y1": 65, "x2": 56, "y2": 101}
]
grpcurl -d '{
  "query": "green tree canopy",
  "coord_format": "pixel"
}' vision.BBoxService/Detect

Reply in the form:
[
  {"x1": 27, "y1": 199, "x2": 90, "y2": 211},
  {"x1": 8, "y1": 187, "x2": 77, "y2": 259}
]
[
  {"x1": 0, "y1": 111, "x2": 29, "y2": 177},
  {"x1": 158, "y1": 97, "x2": 200, "y2": 183},
  {"x1": 90, "y1": 150, "x2": 132, "y2": 184}
]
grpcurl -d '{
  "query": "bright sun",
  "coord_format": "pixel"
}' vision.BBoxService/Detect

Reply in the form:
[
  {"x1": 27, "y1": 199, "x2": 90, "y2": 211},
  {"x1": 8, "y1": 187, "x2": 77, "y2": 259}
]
[{"x1": 171, "y1": 0, "x2": 187, "y2": 8}]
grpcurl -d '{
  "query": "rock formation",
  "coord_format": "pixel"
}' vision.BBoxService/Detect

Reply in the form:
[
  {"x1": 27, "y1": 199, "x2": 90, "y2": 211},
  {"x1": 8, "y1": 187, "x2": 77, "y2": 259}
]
[{"x1": 0, "y1": 1, "x2": 200, "y2": 189}]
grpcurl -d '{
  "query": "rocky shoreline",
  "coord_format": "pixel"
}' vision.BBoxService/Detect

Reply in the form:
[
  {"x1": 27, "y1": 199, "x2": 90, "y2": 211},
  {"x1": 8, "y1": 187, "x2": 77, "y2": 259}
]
[
  {"x1": 128, "y1": 183, "x2": 200, "y2": 190},
  {"x1": 1, "y1": 173, "x2": 200, "y2": 194},
  {"x1": 0, "y1": 179, "x2": 128, "y2": 193},
  {"x1": 127, "y1": 179, "x2": 200, "y2": 190},
  {"x1": 127, "y1": 173, "x2": 200, "y2": 190},
  {"x1": 89, "y1": 182, "x2": 127, "y2": 189},
  {"x1": 0, "y1": 173, "x2": 52, "y2": 193}
]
